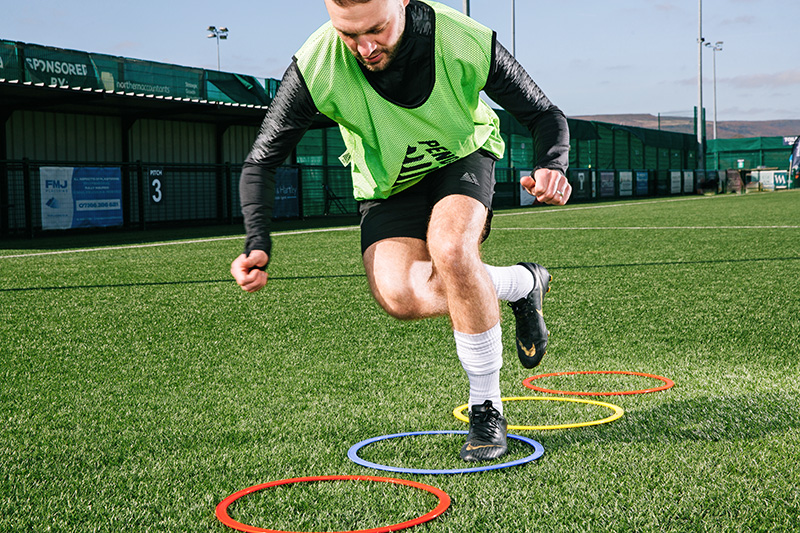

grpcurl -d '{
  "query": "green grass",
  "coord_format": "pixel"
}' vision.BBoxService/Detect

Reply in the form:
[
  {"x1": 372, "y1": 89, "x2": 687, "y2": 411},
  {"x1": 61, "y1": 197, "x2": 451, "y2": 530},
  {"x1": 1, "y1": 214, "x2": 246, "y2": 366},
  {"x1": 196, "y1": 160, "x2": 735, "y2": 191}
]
[{"x1": 1, "y1": 191, "x2": 799, "y2": 532}]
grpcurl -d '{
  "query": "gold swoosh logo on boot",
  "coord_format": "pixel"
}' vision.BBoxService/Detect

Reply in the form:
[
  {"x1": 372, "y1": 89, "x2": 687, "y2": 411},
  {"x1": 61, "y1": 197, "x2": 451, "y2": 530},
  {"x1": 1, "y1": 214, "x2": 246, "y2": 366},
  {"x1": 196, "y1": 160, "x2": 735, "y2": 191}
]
[
  {"x1": 466, "y1": 443, "x2": 501, "y2": 451},
  {"x1": 517, "y1": 339, "x2": 536, "y2": 358}
]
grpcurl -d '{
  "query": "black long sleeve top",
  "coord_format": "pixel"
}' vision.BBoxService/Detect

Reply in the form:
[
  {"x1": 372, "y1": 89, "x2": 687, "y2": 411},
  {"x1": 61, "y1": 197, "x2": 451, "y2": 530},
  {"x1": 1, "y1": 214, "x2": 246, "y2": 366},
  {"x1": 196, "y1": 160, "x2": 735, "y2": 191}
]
[{"x1": 240, "y1": 0, "x2": 570, "y2": 257}]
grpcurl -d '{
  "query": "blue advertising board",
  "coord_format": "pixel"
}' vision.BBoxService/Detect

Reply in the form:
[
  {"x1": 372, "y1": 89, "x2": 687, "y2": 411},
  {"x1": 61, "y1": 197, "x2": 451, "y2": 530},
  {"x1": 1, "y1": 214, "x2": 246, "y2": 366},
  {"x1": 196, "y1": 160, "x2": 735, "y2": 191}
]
[
  {"x1": 273, "y1": 167, "x2": 300, "y2": 219},
  {"x1": 40, "y1": 167, "x2": 123, "y2": 230},
  {"x1": 635, "y1": 171, "x2": 649, "y2": 196}
]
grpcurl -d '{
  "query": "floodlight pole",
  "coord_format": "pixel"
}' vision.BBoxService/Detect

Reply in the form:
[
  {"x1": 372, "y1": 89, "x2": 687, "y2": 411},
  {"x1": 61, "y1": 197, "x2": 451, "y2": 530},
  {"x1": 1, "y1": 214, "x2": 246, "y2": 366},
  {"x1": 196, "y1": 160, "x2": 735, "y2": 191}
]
[
  {"x1": 511, "y1": 0, "x2": 516, "y2": 56},
  {"x1": 462, "y1": 1, "x2": 515, "y2": 56},
  {"x1": 207, "y1": 26, "x2": 229, "y2": 71},
  {"x1": 705, "y1": 41, "x2": 723, "y2": 140},
  {"x1": 697, "y1": 0, "x2": 705, "y2": 170}
]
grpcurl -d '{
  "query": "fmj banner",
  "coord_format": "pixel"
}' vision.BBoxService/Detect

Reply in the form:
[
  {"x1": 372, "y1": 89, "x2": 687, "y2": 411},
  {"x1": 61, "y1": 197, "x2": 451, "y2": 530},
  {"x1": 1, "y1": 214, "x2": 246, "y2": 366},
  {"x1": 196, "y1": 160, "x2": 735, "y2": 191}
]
[{"x1": 40, "y1": 167, "x2": 123, "y2": 230}]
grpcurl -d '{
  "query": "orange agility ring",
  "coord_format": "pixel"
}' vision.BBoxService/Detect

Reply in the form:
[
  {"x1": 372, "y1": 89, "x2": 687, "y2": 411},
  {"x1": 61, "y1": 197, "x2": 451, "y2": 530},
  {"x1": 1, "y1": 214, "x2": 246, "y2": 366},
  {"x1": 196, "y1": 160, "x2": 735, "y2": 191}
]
[
  {"x1": 523, "y1": 371, "x2": 675, "y2": 396},
  {"x1": 216, "y1": 475, "x2": 451, "y2": 533}
]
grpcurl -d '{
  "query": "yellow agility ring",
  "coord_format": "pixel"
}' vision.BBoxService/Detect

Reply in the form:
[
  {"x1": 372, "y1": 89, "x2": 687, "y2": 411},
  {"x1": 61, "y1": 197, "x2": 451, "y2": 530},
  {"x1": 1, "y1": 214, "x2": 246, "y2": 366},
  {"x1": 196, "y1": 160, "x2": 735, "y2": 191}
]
[{"x1": 453, "y1": 396, "x2": 624, "y2": 431}]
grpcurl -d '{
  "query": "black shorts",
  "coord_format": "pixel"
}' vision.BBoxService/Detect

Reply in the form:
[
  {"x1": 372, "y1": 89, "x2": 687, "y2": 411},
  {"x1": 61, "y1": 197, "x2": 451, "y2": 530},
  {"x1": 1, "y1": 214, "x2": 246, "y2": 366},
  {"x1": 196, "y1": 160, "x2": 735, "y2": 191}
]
[{"x1": 359, "y1": 149, "x2": 497, "y2": 254}]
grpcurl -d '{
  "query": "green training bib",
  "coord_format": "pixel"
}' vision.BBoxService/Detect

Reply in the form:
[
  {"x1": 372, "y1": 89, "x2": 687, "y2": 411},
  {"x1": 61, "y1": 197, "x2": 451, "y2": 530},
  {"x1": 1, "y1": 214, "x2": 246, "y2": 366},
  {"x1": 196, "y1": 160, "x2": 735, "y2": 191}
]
[{"x1": 295, "y1": 0, "x2": 505, "y2": 200}]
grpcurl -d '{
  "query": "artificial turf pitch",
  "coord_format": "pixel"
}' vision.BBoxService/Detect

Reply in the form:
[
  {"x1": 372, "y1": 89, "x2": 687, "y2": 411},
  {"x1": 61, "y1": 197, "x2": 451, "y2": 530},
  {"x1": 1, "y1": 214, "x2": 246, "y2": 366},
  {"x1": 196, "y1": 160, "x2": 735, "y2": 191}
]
[{"x1": 1, "y1": 190, "x2": 799, "y2": 532}]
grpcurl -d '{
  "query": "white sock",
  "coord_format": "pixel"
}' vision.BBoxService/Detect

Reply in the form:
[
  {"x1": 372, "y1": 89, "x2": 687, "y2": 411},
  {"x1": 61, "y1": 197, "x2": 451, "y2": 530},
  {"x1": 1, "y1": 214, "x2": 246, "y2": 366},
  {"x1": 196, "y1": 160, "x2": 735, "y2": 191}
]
[
  {"x1": 454, "y1": 322, "x2": 503, "y2": 414},
  {"x1": 484, "y1": 264, "x2": 534, "y2": 302}
]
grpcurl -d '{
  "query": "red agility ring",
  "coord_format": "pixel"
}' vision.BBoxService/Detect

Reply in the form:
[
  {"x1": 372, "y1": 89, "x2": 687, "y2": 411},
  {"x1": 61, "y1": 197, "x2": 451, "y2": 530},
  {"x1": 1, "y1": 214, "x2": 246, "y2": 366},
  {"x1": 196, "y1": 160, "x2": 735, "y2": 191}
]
[
  {"x1": 523, "y1": 371, "x2": 675, "y2": 396},
  {"x1": 215, "y1": 475, "x2": 451, "y2": 533}
]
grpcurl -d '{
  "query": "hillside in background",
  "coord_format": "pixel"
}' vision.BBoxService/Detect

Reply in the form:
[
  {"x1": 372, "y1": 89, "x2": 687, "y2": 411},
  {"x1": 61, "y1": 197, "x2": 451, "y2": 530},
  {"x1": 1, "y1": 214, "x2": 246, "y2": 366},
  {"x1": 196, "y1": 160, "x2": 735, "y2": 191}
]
[{"x1": 569, "y1": 114, "x2": 800, "y2": 139}]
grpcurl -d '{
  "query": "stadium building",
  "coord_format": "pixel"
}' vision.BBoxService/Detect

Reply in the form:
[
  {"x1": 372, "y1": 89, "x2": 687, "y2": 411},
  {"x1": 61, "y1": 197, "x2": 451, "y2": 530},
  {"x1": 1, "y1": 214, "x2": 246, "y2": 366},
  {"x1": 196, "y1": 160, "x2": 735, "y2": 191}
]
[{"x1": 1, "y1": 41, "x2": 791, "y2": 238}]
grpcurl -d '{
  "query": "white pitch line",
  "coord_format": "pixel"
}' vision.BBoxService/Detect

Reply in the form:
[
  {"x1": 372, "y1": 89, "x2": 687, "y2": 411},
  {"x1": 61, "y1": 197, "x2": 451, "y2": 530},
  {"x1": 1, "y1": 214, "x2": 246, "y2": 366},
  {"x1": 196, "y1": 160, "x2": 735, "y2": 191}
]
[
  {"x1": 2, "y1": 193, "x2": 795, "y2": 259},
  {"x1": 495, "y1": 225, "x2": 800, "y2": 231},
  {"x1": 0, "y1": 226, "x2": 359, "y2": 259},
  {"x1": 494, "y1": 195, "x2": 714, "y2": 217}
]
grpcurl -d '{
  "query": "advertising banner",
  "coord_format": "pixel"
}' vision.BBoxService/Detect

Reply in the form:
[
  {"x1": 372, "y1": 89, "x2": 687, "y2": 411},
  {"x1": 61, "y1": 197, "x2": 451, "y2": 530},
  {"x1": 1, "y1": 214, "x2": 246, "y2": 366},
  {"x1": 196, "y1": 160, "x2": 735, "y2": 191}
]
[
  {"x1": 205, "y1": 71, "x2": 269, "y2": 105},
  {"x1": 273, "y1": 167, "x2": 300, "y2": 219},
  {"x1": 600, "y1": 171, "x2": 615, "y2": 197},
  {"x1": 570, "y1": 170, "x2": 590, "y2": 200},
  {"x1": 519, "y1": 170, "x2": 536, "y2": 206},
  {"x1": 670, "y1": 171, "x2": 682, "y2": 194},
  {"x1": 619, "y1": 171, "x2": 633, "y2": 197},
  {"x1": 0, "y1": 41, "x2": 21, "y2": 81},
  {"x1": 635, "y1": 171, "x2": 649, "y2": 196},
  {"x1": 122, "y1": 60, "x2": 203, "y2": 99},
  {"x1": 40, "y1": 167, "x2": 123, "y2": 230},
  {"x1": 24, "y1": 45, "x2": 99, "y2": 88},
  {"x1": 759, "y1": 171, "x2": 776, "y2": 191},
  {"x1": 790, "y1": 137, "x2": 800, "y2": 176},
  {"x1": 90, "y1": 54, "x2": 123, "y2": 92},
  {"x1": 683, "y1": 171, "x2": 694, "y2": 194},
  {"x1": 774, "y1": 171, "x2": 788, "y2": 190}
]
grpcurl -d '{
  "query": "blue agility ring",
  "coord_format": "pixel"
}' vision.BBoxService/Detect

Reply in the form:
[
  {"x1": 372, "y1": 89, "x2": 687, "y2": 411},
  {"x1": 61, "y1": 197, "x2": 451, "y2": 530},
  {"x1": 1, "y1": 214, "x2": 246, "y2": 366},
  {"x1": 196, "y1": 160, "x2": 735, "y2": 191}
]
[{"x1": 347, "y1": 430, "x2": 544, "y2": 475}]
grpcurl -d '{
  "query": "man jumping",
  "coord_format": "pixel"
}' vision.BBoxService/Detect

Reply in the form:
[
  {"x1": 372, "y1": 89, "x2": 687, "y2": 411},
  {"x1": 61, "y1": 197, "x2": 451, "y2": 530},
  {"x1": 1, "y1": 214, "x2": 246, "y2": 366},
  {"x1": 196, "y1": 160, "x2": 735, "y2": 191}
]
[{"x1": 231, "y1": 0, "x2": 571, "y2": 462}]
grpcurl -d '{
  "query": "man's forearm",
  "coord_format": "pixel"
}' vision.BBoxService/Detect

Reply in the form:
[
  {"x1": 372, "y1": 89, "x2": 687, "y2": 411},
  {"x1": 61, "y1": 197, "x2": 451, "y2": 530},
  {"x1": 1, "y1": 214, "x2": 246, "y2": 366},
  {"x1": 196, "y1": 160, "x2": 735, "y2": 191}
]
[{"x1": 239, "y1": 60, "x2": 319, "y2": 257}]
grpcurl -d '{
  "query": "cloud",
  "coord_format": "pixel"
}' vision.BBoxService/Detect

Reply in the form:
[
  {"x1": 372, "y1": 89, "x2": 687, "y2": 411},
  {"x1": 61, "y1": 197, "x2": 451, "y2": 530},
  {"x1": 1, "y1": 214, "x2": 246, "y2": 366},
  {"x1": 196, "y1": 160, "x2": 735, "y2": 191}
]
[
  {"x1": 719, "y1": 105, "x2": 799, "y2": 120},
  {"x1": 720, "y1": 15, "x2": 756, "y2": 25},
  {"x1": 723, "y1": 69, "x2": 800, "y2": 88},
  {"x1": 654, "y1": 3, "x2": 680, "y2": 13},
  {"x1": 676, "y1": 70, "x2": 800, "y2": 89},
  {"x1": 111, "y1": 41, "x2": 141, "y2": 53}
]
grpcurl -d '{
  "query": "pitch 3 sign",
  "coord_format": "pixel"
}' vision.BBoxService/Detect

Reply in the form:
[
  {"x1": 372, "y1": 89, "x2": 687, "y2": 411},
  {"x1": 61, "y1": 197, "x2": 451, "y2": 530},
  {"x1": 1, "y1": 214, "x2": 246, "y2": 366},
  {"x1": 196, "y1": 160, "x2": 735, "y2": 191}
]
[{"x1": 40, "y1": 167, "x2": 123, "y2": 230}]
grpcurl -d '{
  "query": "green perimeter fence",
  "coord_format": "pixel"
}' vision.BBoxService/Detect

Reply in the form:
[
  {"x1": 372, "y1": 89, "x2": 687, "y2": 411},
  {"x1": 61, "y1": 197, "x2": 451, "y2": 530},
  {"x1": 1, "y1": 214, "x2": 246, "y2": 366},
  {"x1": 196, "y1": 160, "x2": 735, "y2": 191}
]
[{"x1": 2, "y1": 158, "x2": 720, "y2": 239}]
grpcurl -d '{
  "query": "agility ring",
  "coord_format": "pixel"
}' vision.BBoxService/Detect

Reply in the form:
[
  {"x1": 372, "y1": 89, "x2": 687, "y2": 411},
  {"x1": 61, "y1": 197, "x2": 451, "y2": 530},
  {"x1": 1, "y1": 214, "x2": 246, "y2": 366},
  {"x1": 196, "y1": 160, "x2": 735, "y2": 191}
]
[
  {"x1": 215, "y1": 475, "x2": 451, "y2": 533},
  {"x1": 347, "y1": 430, "x2": 544, "y2": 475},
  {"x1": 523, "y1": 370, "x2": 675, "y2": 396},
  {"x1": 453, "y1": 396, "x2": 624, "y2": 431}
]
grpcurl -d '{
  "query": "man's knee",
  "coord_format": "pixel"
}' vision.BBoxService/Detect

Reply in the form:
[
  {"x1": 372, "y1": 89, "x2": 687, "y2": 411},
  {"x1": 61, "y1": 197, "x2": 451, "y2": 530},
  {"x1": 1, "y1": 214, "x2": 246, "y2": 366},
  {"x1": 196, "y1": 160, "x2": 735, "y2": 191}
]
[
  {"x1": 369, "y1": 280, "x2": 420, "y2": 320},
  {"x1": 427, "y1": 233, "x2": 477, "y2": 277}
]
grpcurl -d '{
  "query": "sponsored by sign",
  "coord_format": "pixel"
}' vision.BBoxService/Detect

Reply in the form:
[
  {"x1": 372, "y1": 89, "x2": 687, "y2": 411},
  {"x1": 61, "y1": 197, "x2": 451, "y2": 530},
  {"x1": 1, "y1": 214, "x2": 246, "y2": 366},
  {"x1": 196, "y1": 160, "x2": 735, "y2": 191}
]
[
  {"x1": 24, "y1": 47, "x2": 97, "y2": 88},
  {"x1": 40, "y1": 167, "x2": 123, "y2": 230}
]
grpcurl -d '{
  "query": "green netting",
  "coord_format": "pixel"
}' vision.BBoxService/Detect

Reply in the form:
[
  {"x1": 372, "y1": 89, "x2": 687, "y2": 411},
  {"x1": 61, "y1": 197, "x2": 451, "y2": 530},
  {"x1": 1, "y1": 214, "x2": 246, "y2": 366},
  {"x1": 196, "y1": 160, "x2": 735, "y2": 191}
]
[
  {"x1": 205, "y1": 72, "x2": 270, "y2": 105},
  {"x1": 489, "y1": 111, "x2": 699, "y2": 173},
  {"x1": 613, "y1": 128, "x2": 628, "y2": 168},
  {"x1": 507, "y1": 133, "x2": 534, "y2": 174},
  {"x1": 6, "y1": 40, "x2": 274, "y2": 104},
  {"x1": 0, "y1": 41, "x2": 20, "y2": 80},
  {"x1": 596, "y1": 123, "x2": 614, "y2": 168},
  {"x1": 643, "y1": 145, "x2": 657, "y2": 170},
  {"x1": 297, "y1": 129, "x2": 325, "y2": 166},
  {"x1": 707, "y1": 137, "x2": 793, "y2": 170},
  {"x1": 630, "y1": 135, "x2": 644, "y2": 169},
  {"x1": 121, "y1": 58, "x2": 204, "y2": 98}
]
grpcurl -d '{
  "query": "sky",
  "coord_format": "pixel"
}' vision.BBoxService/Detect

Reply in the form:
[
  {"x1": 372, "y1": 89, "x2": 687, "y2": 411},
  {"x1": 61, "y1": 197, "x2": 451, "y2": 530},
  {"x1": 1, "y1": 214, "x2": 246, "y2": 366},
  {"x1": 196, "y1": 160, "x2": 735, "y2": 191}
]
[{"x1": 3, "y1": 0, "x2": 799, "y2": 122}]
